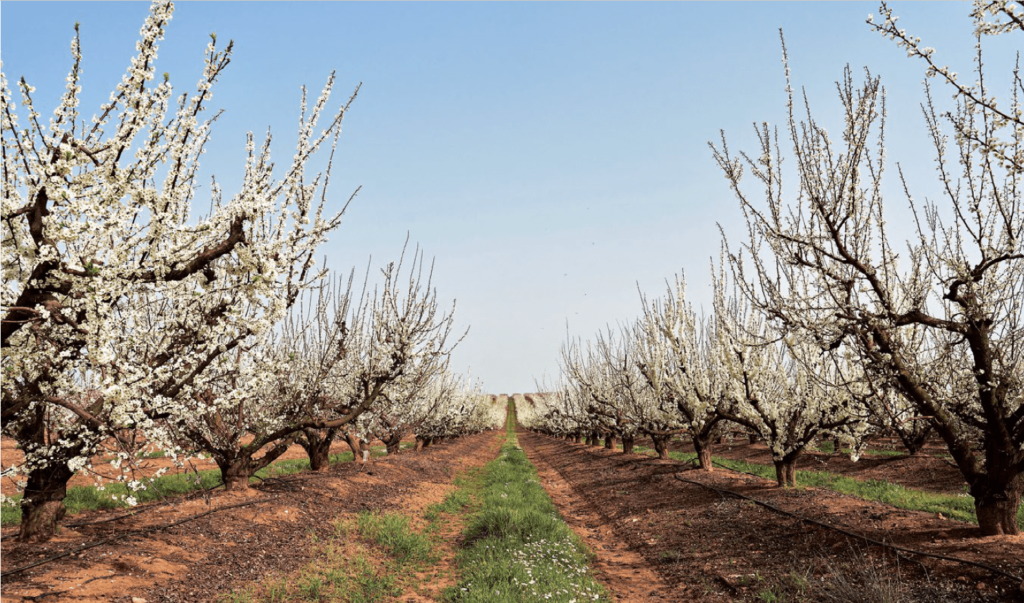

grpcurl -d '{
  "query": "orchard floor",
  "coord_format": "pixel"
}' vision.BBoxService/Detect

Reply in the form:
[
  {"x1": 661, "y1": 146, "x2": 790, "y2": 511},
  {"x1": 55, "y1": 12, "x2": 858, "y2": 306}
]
[
  {"x1": 3, "y1": 429, "x2": 1023, "y2": 603},
  {"x1": 0, "y1": 431, "x2": 501, "y2": 603},
  {"x1": 519, "y1": 431, "x2": 1024, "y2": 603}
]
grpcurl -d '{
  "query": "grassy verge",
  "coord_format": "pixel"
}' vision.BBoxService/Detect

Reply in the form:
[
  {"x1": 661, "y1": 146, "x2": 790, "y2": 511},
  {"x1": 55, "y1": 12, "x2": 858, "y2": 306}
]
[
  {"x1": 446, "y1": 420, "x2": 610, "y2": 603},
  {"x1": 1, "y1": 445, "x2": 407, "y2": 526},
  {"x1": 630, "y1": 445, "x2": 1024, "y2": 531}
]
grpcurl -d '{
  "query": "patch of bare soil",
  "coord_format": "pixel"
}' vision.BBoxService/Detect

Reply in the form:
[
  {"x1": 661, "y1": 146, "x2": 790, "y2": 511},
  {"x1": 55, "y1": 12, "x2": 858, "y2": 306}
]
[
  {"x1": 520, "y1": 432, "x2": 1024, "y2": 603},
  {"x1": 0, "y1": 431, "x2": 499, "y2": 603},
  {"x1": 524, "y1": 434, "x2": 675, "y2": 602}
]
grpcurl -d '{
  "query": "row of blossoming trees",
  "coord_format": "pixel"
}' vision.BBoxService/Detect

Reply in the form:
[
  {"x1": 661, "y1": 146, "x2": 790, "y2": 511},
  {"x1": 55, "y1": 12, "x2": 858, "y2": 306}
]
[
  {"x1": 1, "y1": 0, "x2": 504, "y2": 543},
  {"x1": 522, "y1": 1, "x2": 1023, "y2": 537}
]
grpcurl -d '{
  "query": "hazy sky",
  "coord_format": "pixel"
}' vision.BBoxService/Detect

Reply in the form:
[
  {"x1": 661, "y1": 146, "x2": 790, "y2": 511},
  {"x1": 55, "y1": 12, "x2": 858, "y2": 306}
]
[{"x1": 2, "y1": 2, "x2": 1012, "y2": 393}]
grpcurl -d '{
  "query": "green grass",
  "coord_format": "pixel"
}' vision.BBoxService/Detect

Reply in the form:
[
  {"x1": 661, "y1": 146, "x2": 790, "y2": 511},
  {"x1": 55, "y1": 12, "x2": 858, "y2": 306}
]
[
  {"x1": 632, "y1": 445, "x2": 1024, "y2": 531},
  {"x1": 445, "y1": 415, "x2": 610, "y2": 603},
  {"x1": 1, "y1": 447, "x2": 390, "y2": 526},
  {"x1": 356, "y1": 510, "x2": 434, "y2": 564},
  {"x1": 425, "y1": 486, "x2": 475, "y2": 522}
]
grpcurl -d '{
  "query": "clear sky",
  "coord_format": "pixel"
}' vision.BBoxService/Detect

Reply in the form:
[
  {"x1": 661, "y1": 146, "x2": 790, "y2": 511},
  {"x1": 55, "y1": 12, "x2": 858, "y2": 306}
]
[{"x1": 2, "y1": 2, "x2": 1013, "y2": 393}]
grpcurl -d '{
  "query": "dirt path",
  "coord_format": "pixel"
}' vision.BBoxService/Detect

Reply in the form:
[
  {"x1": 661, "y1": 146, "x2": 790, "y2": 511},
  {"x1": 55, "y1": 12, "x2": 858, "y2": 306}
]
[
  {"x1": 521, "y1": 430, "x2": 677, "y2": 603},
  {"x1": 521, "y1": 432, "x2": 1024, "y2": 603},
  {"x1": 1, "y1": 430, "x2": 502, "y2": 603}
]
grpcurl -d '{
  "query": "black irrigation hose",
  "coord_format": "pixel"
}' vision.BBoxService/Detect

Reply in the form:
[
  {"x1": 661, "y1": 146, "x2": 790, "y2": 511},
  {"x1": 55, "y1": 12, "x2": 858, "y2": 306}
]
[
  {"x1": 1, "y1": 495, "x2": 280, "y2": 579},
  {"x1": 671, "y1": 473, "x2": 1024, "y2": 586}
]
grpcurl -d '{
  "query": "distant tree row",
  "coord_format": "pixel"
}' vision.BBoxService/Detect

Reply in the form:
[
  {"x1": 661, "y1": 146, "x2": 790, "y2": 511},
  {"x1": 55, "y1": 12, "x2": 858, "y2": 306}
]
[{"x1": 521, "y1": 1, "x2": 1023, "y2": 537}]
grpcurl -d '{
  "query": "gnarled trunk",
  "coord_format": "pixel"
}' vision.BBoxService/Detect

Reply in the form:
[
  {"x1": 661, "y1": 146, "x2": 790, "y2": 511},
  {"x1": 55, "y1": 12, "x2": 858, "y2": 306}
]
[
  {"x1": 298, "y1": 427, "x2": 337, "y2": 472},
  {"x1": 621, "y1": 435, "x2": 635, "y2": 454},
  {"x1": 897, "y1": 425, "x2": 932, "y2": 456},
  {"x1": 773, "y1": 451, "x2": 800, "y2": 488},
  {"x1": 588, "y1": 431, "x2": 601, "y2": 446},
  {"x1": 604, "y1": 434, "x2": 616, "y2": 450},
  {"x1": 343, "y1": 429, "x2": 365, "y2": 463},
  {"x1": 214, "y1": 439, "x2": 293, "y2": 490},
  {"x1": 651, "y1": 435, "x2": 671, "y2": 460},
  {"x1": 384, "y1": 434, "x2": 402, "y2": 455},
  {"x1": 970, "y1": 476, "x2": 1022, "y2": 536},
  {"x1": 19, "y1": 461, "x2": 74, "y2": 542},
  {"x1": 692, "y1": 434, "x2": 713, "y2": 472},
  {"x1": 573, "y1": 432, "x2": 583, "y2": 444}
]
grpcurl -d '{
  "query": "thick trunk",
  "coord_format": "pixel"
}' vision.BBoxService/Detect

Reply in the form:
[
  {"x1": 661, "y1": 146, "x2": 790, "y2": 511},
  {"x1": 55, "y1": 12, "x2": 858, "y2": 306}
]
[
  {"x1": 385, "y1": 435, "x2": 402, "y2": 455},
  {"x1": 749, "y1": 432, "x2": 758, "y2": 444},
  {"x1": 415, "y1": 436, "x2": 426, "y2": 451},
  {"x1": 898, "y1": 427, "x2": 931, "y2": 456},
  {"x1": 19, "y1": 461, "x2": 74, "y2": 542},
  {"x1": 215, "y1": 439, "x2": 293, "y2": 490},
  {"x1": 218, "y1": 457, "x2": 256, "y2": 491},
  {"x1": 621, "y1": 435, "x2": 635, "y2": 454},
  {"x1": 422, "y1": 436, "x2": 433, "y2": 448},
  {"x1": 652, "y1": 435, "x2": 670, "y2": 460},
  {"x1": 573, "y1": 433, "x2": 583, "y2": 444},
  {"x1": 299, "y1": 428, "x2": 337, "y2": 472},
  {"x1": 693, "y1": 435, "x2": 714, "y2": 472},
  {"x1": 589, "y1": 432, "x2": 601, "y2": 446},
  {"x1": 971, "y1": 477, "x2": 1022, "y2": 536},
  {"x1": 604, "y1": 434, "x2": 616, "y2": 450},
  {"x1": 773, "y1": 455, "x2": 799, "y2": 488},
  {"x1": 343, "y1": 430, "x2": 365, "y2": 463}
]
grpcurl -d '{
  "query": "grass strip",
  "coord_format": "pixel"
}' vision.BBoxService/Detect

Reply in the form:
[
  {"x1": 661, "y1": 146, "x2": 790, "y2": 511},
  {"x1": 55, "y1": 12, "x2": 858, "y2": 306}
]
[
  {"x1": 630, "y1": 445, "x2": 1024, "y2": 531},
  {"x1": 446, "y1": 420, "x2": 610, "y2": 603},
  {"x1": 1, "y1": 445, "x2": 407, "y2": 526}
]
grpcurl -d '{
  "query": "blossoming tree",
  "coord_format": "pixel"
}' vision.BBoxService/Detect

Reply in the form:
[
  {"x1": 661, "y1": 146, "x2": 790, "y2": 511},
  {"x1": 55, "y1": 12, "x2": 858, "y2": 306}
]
[
  {"x1": 712, "y1": 1, "x2": 1023, "y2": 533},
  {"x1": 1, "y1": 0, "x2": 356, "y2": 539}
]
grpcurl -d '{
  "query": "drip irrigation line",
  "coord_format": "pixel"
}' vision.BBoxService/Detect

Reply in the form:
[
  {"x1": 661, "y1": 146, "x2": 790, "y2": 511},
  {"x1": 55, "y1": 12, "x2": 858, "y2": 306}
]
[
  {"x1": 1, "y1": 495, "x2": 279, "y2": 579},
  {"x1": 671, "y1": 473, "x2": 1023, "y2": 585}
]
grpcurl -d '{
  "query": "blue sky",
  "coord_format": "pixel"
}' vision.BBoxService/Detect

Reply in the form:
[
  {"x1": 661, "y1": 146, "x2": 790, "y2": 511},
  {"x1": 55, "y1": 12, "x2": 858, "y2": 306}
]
[{"x1": 2, "y1": 2, "x2": 1010, "y2": 393}]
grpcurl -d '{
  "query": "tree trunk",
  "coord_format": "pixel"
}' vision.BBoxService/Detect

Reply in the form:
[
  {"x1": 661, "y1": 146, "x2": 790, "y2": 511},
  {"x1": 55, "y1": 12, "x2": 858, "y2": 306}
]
[
  {"x1": 971, "y1": 478, "x2": 1022, "y2": 536},
  {"x1": 217, "y1": 457, "x2": 256, "y2": 491},
  {"x1": 749, "y1": 432, "x2": 758, "y2": 444},
  {"x1": 652, "y1": 435, "x2": 670, "y2": 460},
  {"x1": 773, "y1": 454, "x2": 799, "y2": 488},
  {"x1": 343, "y1": 430, "x2": 365, "y2": 463},
  {"x1": 621, "y1": 435, "x2": 635, "y2": 454},
  {"x1": 298, "y1": 427, "x2": 336, "y2": 472},
  {"x1": 385, "y1": 435, "x2": 402, "y2": 455},
  {"x1": 589, "y1": 431, "x2": 601, "y2": 446},
  {"x1": 19, "y1": 461, "x2": 74, "y2": 542},
  {"x1": 832, "y1": 436, "x2": 843, "y2": 455},
  {"x1": 215, "y1": 439, "x2": 293, "y2": 490},
  {"x1": 693, "y1": 435, "x2": 714, "y2": 472},
  {"x1": 423, "y1": 436, "x2": 433, "y2": 449},
  {"x1": 604, "y1": 434, "x2": 616, "y2": 450},
  {"x1": 573, "y1": 432, "x2": 583, "y2": 444},
  {"x1": 898, "y1": 426, "x2": 931, "y2": 456},
  {"x1": 415, "y1": 435, "x2": 426, "y2": 451}
]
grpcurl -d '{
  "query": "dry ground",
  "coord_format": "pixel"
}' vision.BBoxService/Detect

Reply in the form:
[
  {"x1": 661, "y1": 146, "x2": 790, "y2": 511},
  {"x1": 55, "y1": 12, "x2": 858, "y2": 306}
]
[{"x1": 519, "y1": 431, "x2": 1024, "y2": 603}]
